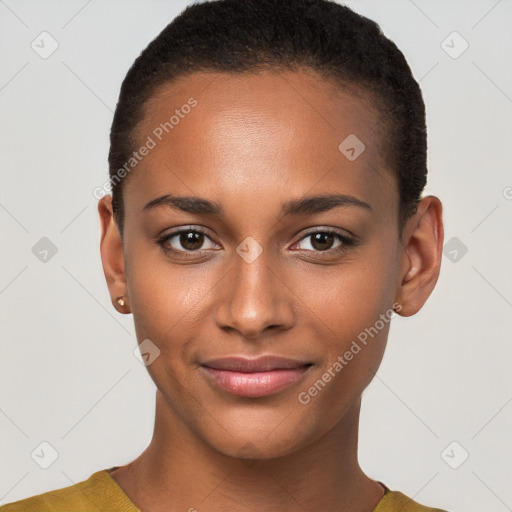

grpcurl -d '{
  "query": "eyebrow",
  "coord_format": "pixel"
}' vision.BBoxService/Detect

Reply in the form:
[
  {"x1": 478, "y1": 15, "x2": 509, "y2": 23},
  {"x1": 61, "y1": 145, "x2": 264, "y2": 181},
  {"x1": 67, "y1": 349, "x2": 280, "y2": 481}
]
[{"x1": 142, "y1": 193, "x2": 372, "y2": 216}]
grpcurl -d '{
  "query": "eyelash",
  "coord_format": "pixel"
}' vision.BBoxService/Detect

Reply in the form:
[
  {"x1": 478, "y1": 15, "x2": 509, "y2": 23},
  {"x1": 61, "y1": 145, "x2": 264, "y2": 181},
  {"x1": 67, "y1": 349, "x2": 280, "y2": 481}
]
[{"x1": 156, "y1": 227, "x2": 355, "y2": 258}]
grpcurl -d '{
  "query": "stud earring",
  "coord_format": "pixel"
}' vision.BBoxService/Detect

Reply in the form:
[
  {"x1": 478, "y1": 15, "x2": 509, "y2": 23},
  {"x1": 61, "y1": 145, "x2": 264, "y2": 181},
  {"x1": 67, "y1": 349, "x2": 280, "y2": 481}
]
[{"x1": 116, "y1": 295, "x2": 128, "y2": 307}]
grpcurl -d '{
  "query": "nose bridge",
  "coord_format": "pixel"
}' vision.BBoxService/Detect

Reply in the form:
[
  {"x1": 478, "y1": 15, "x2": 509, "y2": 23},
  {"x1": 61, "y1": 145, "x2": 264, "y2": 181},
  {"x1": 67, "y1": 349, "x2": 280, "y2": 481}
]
[{"x1": 214, "y1": 237, "x2": 294, "y2": 338}]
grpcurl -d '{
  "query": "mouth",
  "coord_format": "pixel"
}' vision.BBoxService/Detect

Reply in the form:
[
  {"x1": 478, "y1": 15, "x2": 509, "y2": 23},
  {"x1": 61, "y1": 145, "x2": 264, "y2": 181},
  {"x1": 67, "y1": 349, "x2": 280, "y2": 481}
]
[{"x1": 200, "y1": 356, "x2": 313, "y2": 398}]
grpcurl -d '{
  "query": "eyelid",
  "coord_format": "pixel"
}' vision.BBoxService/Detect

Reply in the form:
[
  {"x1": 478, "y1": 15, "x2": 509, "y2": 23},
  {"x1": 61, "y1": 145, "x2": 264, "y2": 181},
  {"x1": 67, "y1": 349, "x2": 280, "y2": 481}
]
[{"x1": 295, "y1": 226, "x2": 354, "y2": 241}]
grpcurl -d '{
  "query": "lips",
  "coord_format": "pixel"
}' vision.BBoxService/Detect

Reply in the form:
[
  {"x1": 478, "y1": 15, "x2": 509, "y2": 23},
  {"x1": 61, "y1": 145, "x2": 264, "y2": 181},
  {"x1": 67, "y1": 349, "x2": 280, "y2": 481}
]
[
  {"x1": 203, "y1": 356, "x2": 311, "y2": 372},
  {"x1": 200, "y1": 356, "x2": 312, "y2": 398}
]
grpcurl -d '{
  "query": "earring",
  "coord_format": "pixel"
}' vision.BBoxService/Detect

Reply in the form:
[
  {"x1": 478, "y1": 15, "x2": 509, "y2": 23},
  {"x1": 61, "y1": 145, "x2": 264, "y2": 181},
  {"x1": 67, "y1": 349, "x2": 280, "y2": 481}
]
[{"x1": 116, "y1": 295, "x2": 128, "y2": 307}]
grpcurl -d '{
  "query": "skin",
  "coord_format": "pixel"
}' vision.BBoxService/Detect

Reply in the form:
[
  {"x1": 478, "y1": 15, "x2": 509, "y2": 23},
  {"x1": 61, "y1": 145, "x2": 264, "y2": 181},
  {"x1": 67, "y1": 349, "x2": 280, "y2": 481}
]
[{"x1": 98, "y1": 69, "x2": 443, "y2": 512}]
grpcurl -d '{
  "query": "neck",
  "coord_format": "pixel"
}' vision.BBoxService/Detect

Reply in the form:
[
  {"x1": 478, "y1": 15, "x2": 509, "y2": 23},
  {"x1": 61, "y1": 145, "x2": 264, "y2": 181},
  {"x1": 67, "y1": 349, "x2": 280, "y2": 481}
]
[{"x1": 110, "y1": 390, "x2": 384, "y2": 512}]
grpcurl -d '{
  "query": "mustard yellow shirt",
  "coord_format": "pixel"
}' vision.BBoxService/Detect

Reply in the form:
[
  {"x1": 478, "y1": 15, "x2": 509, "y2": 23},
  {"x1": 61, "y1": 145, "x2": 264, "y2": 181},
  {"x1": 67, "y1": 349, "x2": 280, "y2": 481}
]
[{"x1": 0, "y1": 468, "x2": 449, "y2": 512}]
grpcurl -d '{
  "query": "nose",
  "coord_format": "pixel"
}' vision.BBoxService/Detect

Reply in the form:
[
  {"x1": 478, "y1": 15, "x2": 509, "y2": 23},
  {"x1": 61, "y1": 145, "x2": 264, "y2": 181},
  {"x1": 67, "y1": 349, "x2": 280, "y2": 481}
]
[{"x1": 213, "y1": 244, "x2": 296, "y2": 340}]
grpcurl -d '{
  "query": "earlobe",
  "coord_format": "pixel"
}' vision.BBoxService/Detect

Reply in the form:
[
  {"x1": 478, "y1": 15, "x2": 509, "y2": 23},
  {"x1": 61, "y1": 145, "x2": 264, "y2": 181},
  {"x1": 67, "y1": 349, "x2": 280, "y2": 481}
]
[
  {"x1": 98, "y1": 195, "x2": 131, "y2": 314},
  {"x1": 395, "y1": 196, "x2": 444, "y2": 317}
]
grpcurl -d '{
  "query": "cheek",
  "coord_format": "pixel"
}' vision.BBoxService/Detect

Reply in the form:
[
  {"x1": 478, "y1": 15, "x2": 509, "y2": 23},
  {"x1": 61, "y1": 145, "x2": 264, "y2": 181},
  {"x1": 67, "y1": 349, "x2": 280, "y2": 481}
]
[
  {"x1": 306, "y1": 248, "x2": 398, "y2": 344},
  {"x1": 126, "y1": 263, "x2": 205, "y2": 400},
  {"x1": 295, "y1": 284, "x2": 395, "y2": 436},
  {"x1": 126, "y1": 246, "x2": 223, "y2": 366},
  {"x1": 299, "y1": 242, "x2": 399, "y2": 396}
]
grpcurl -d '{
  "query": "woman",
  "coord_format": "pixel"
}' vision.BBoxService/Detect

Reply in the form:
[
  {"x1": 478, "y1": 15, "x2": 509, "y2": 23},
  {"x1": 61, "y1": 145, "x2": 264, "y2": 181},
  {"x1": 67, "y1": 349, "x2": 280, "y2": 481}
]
[{"x1": 1, "y1": 0, "x2": 447, "y2": 510}]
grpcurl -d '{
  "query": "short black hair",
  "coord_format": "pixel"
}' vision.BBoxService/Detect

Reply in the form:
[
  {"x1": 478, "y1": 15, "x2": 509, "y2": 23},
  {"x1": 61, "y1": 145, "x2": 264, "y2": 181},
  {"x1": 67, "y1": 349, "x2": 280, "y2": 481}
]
[{"x1": 108, "y1": 0, "x2": 427, "y2": 241}]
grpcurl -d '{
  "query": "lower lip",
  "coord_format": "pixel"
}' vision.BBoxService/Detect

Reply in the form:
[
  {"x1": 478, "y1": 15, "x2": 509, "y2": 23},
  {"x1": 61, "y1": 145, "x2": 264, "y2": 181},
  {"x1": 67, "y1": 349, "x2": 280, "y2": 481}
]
[{"x1": 201, "y1": 366, "x2": 311, "y2": 397}]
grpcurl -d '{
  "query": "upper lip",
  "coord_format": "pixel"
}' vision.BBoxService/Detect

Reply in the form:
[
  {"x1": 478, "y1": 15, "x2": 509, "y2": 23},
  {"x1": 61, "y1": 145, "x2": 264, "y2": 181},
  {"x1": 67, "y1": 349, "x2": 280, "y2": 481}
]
[{"x1": 201, "y1": 356, "x2": 312, "y2": 373}]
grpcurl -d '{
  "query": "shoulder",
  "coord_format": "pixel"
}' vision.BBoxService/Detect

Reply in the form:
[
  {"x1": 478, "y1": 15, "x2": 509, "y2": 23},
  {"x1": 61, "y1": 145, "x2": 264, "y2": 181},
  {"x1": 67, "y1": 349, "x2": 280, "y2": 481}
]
[
  {"x1": 375, "y1": 485, "x2": 450, "y2": 512},
  {"x1": 0, "y1": 469, "x2": 131, "y2": 512}
]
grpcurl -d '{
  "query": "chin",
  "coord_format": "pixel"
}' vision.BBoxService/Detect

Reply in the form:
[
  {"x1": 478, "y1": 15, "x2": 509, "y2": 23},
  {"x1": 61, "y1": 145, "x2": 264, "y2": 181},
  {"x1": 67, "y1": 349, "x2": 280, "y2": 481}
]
[
  {"x1": 195, "y1": 404, "x2": 322, "y2": 462},
  {"x1": 210, "y1": 432, "x2": 308, "y2": 462}
]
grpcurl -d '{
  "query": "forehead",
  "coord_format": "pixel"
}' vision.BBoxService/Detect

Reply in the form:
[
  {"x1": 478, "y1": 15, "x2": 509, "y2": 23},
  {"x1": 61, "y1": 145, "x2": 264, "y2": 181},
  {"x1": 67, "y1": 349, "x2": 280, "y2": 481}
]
[{"x1": 126, "y1": 69, "x2": 397, "y2": 222}]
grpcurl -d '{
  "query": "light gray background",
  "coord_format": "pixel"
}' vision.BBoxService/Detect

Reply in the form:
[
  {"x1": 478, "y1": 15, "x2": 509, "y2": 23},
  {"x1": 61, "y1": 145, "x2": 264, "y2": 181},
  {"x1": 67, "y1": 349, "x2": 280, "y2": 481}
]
[{"x1": 1, "y1": 1, "x2": 511, "y2": 511}]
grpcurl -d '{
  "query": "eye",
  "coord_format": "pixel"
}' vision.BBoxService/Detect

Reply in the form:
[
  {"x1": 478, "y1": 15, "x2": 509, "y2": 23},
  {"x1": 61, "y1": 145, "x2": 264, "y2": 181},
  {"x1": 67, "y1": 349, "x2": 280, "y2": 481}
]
[
  {"x1": 292, "y1": 229, "x2": 354, "y2": 253},
  {"x1": 156, "y1": 227, "x2": 219, "y2": 255},
  {"x1": 156, "y1": 226, "x2": 355, "y2": 258}
]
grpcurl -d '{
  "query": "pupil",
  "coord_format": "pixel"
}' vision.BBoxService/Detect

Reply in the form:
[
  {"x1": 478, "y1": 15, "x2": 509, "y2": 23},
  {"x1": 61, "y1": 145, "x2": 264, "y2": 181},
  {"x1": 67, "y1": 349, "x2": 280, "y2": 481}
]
[
  {"x1": 181, "y1": 232, "x2": 203, "y2": 250},
  {"x1": 311, "y1": 232, "x2": 334, "y2": 251}
]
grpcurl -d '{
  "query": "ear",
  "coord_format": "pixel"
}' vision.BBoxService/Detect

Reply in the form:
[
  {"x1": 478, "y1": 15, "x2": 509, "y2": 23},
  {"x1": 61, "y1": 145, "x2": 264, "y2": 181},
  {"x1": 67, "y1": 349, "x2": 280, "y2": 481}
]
[
  {"x1": 98, "y1": 195, "x2": 131, "y2": 314},
  {"x1": 395, "y1": 195, "x2": 444, "y2": 317}
]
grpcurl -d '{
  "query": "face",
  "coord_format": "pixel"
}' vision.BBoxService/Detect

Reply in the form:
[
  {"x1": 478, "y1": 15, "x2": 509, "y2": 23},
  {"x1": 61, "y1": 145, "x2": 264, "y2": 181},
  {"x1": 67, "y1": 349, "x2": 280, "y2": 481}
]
[{"x1": 109, "y1": 69, "x2": 405, "y2": 458}]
